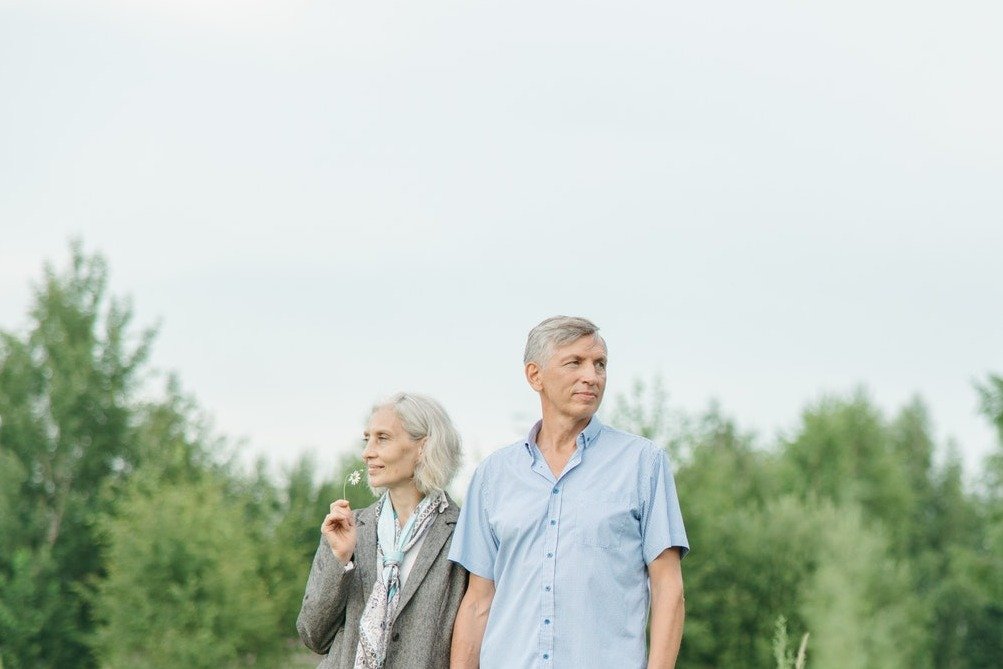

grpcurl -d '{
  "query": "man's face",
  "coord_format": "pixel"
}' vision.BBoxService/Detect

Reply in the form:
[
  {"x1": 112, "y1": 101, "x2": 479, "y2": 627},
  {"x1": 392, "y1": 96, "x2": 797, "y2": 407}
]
[{"x1": 527, "y1": 335, "x2": 608, "y2": 422}]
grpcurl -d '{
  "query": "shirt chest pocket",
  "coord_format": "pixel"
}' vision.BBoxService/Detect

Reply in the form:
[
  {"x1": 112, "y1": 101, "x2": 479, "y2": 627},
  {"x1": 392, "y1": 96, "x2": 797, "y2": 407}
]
[{"x1": 577, "y1": 497, "x2": 637, "y2": 551}]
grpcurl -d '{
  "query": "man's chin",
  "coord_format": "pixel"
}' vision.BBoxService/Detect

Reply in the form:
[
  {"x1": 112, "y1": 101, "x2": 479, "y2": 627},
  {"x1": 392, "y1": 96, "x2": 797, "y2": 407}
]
[{"x1": 569, "y1": 404, "x2": 599, "y2": 420}]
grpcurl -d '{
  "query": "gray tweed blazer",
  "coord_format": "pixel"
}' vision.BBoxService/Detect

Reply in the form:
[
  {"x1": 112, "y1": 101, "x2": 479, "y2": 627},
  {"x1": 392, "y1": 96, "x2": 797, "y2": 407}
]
[{"x1": 296, "y1": 496, "x2": 468, "y2": 669}]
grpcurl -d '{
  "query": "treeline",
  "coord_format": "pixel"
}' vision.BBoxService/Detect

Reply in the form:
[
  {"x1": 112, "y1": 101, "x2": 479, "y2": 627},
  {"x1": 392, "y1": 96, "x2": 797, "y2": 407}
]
[
  {"x1": 611, "y1": 379, "x2": 1003, "y2": 668},
  {"x1": 1, "y1": 245, "x2": 1001, "y2": 668},
  {"x1": 0, "y1": 245, "x2": 376, "y2": 668}
]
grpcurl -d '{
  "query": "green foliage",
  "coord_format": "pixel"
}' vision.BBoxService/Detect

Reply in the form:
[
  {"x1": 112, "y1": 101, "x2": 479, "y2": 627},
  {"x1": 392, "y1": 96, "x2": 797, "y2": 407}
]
[
  {"x1": 675, "y1": 404, "x2": 778, "y2": 517},
  {"x1": 941, "y1": 378, "x2": 1003, "y2": 667},
  {"x1": 680, "y1": 496, "x2": 817, "y2": 667},
  {"x1": 0, "y1": 243, "x2": 270, "y2": 668},
  {"x1": 0, "y1": 548, "x2": 67, "y2": 669},
  {"x1": 976, "y1": 374, "x2": 1003, "y2": 497},
  {"x1": 129, "y1": 375, "x2": 233, "y2": 486},
  {"x1": 91, "y1": 475, "x2": 281, "y2": 668},
  {"x1": 779, "y1": 390, "x2": 918, "y2": 553},
  {"x1": 682, "y1": 496, "x2": 925, "y2": 669},
  {"x1": 0, "y1": 242, "x2": 153, "y2": 668},
  {"x1": 976, "y1": 374, "x2": 1003, "y2": 447},
  {"x1": 615, "y1": 379, "x2": 1002, "y2": 668},
  {"x1": 800, "y1": 502, "x2": 926, "y2": 669}
]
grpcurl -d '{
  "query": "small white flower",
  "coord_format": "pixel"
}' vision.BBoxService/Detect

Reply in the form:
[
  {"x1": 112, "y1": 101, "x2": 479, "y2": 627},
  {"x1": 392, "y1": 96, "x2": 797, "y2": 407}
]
[{"x1": 343, "y1": 468, "x2": 364, "y2": 499}]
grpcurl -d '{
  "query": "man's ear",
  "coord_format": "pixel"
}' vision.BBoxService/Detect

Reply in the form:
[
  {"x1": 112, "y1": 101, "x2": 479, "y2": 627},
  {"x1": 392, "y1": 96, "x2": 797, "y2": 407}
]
[{"x1": 525, "y1": 362, "x2": 543, "y2": 391}]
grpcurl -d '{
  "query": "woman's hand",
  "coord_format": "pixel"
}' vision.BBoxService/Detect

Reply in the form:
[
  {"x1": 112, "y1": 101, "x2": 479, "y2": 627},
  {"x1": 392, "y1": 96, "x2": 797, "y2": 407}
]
[{"x1": 321, "y1": 499, "x2": 357, "y2": 566}]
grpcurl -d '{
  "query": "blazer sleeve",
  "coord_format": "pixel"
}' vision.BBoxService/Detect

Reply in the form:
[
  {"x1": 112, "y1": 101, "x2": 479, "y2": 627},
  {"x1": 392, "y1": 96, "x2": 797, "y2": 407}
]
[{"x1": 296, "y1": 537, "x2": 357, "y2": 654}]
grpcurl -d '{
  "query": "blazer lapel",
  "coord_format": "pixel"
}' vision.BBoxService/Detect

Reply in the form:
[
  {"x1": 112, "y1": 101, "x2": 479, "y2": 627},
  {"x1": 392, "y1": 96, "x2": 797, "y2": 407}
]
[
  {"x1": 354, "y1": 504, "x2": 379, "y2": 592},
  {"x1": 392, "y1": 499, "x2": 459, "y2": 621}
]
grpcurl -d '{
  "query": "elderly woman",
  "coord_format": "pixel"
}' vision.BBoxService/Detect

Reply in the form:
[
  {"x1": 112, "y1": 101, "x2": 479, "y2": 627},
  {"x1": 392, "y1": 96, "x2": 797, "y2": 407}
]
[{"x1": 297, "y1": 393, "x2": 468, "y2": 669}]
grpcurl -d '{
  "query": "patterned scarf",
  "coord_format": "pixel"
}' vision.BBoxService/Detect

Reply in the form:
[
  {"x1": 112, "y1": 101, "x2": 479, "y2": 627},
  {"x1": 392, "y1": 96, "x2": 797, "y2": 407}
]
[{"x1": 354, "y1": 490, "x2": 448, "y2": 669}]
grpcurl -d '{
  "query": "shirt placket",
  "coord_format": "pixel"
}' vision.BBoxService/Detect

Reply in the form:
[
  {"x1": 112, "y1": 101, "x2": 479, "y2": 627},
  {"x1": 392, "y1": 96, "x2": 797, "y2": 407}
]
[
  {"x1": 539, "y1": 479, "x2": 562, "y2": 664},
  {"x1": 533, "y1": 433, "x2": 586, "y2": 667}
]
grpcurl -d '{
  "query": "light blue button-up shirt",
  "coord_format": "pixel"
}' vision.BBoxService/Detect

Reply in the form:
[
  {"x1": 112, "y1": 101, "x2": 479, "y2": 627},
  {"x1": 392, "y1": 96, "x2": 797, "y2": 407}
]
[{"x1": 449, "y1": 417, "x2": 689, "y2": 669}]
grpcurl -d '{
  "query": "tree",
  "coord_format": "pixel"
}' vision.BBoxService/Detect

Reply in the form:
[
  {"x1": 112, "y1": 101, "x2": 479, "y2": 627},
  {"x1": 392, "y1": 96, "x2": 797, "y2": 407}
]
[
  {"x1": 976, "y1": 374, "x2": 1003, "y2": 497},
  {"x1": 779, "y1": 390, "x2": 916, "y2": 554},
  {"x1": 91, "y1": 475, "x2": 281, "y2": 668},
  {"x1": 962, "y1": 372, "x2": 1003, "y2": 666},
  {"x1": 0, "y1": 243, "x2": 153, "y2": 668},
  {"x1": 800, "y1": 502, "x2": 926, "y2": 669},
  {"x1": 614, "y1": 382, "x2": 940, "y2": 668},
  {"x1": 678, "y1": 496, "x2": 817, "y2": 668}
]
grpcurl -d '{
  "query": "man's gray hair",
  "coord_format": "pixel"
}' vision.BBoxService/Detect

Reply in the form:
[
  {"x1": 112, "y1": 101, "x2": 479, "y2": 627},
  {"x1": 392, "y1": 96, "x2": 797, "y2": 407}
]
[
  {"x1": 370, "y1": 392, "x2": 462, "y2": 495},
  {"x1": 523, "y1": 316, "x2": 605, "y2": 366}
]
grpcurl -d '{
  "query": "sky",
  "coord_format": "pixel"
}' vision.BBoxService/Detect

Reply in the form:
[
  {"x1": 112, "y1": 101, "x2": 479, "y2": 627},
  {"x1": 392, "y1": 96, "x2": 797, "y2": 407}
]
[{"x1": 2, "y1": 0, "x2": 1001, "y2": 486}]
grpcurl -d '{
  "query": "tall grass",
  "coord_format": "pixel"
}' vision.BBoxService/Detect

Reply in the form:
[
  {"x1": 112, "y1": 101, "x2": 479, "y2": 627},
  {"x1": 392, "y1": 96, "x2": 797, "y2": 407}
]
[{"x1": 773, "y1": 616, "x2": 809, "y2": 669}]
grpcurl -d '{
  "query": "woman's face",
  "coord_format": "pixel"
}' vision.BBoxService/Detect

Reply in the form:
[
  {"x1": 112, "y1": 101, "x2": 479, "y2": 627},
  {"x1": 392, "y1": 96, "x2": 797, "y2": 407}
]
[{"x1": 362, "y1": 406, "x2": 423, "y2": 491}]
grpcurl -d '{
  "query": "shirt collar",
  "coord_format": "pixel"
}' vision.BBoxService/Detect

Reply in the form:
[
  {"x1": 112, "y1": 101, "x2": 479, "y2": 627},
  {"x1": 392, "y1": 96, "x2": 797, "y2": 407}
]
[{"x1": 522, "y1": 415, "x2": 604, "y2": 457}]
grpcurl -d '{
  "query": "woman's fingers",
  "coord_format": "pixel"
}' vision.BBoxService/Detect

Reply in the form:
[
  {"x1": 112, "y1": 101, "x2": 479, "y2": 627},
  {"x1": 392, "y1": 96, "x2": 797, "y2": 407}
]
[
  {"x1": 327, "y1": 500, "x2": 354, "y2": 525},
  {"x1": 329, "y1": 499, "x2": 352, "y2": 513},
  {"x1": 322, "y1": 508, "x2": 354, "y2": 532}
]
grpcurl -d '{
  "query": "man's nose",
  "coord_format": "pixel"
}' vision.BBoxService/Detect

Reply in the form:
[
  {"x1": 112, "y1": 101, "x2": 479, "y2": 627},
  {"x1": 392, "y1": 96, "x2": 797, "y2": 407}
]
[
  {"x1": 361, "y1": 440, "x2": 375, "y2": 459},
  {"x1": 581, "y1": 363, "x2": 599, "y2": 384}
]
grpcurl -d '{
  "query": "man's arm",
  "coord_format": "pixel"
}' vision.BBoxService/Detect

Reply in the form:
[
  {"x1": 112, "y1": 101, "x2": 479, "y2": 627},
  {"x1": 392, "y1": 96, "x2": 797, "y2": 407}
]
[
  {"x1": 450, "y1": 573, "x2": 495, "y2": 669},
  {"x1": 647, "y1": 547, "x2": 685, "y2": 669}
]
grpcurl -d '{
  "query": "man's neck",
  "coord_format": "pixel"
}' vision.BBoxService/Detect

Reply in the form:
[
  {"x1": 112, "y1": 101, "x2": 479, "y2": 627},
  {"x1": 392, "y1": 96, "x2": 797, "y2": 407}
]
[{"x1": 536, "y1": 412, "x2": 593, "y2": 455}]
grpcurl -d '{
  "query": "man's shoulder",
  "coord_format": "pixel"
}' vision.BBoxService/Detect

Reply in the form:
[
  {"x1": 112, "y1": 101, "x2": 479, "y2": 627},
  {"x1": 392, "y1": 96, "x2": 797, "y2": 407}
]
[
  {"x1": 476, "y1": 439, "x2": 527, "y2": 471},
  {"x1": 597, "y1": 423, "x2": 661, "y2": 456},
  {"x1": 466, "y1": 441, "x2": 526, "y2": 500}
]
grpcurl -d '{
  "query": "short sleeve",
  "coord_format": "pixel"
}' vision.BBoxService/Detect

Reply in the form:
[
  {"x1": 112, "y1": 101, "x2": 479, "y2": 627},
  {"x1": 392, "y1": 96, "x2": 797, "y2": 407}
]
[
  {"x1": 448, "y1": 460, "x2": 498, "y2": 580},
  {"x1": 642, "y1": 449, "x2": 689, "y2": 563}
]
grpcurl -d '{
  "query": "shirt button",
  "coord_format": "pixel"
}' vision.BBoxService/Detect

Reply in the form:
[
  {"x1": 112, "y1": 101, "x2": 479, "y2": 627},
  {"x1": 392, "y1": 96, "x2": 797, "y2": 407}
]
[
  {"x1": 545, "y1": 586, "x2": 551, "y2": 591},
  {"x1": 544, "y1": 619, "x2": 551, "y2": 624},
  {"x1": 547, "y1": 552, "x2": 553, "y2": 558},
  {"x1": 550, "y1": 520, "x2": 556, "y2": 525},
  {"x1": 552, "y1": 487, "x2": 559, "y2": 494},
  {"x1": 543, "y1": 654, "x2": 549, "y2": 660}
]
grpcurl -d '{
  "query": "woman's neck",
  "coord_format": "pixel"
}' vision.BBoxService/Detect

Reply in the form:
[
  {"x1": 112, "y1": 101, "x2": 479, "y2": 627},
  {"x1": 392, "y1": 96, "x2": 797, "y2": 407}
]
[{"x1": 388, "y1": 483, "x2": 424, "y2": 526}]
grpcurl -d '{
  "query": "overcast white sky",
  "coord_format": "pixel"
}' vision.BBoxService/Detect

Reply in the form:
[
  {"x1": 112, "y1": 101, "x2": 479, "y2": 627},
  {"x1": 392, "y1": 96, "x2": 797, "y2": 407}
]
[{"x1": 2, "y1": 0, "x2": 1001, "y2": 485}]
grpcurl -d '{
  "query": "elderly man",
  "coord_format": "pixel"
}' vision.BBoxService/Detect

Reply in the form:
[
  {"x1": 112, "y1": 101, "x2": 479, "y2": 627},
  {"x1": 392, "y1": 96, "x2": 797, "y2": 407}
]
[{"x1": 449, "y1": 316, "x2": 689, "y2": 669}]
